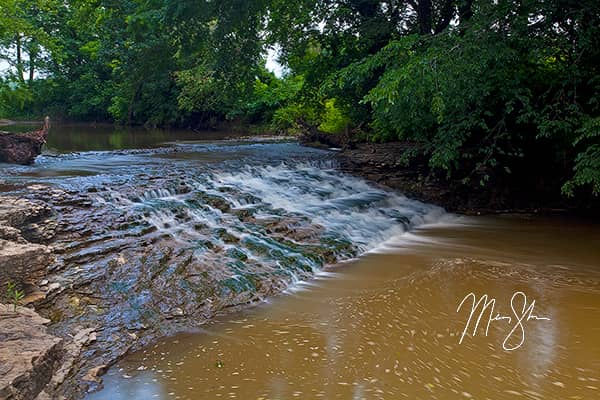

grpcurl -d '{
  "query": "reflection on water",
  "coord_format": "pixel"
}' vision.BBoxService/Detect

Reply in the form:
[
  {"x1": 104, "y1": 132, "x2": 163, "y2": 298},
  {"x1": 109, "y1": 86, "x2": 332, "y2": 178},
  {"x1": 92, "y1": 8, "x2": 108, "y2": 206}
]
[
  {"x1": 3, "y1": 123, "x2": 258, "y2": 157},
  {"x1": 0, "y1": 124, "x2": 291, "y2": 181},
  {"x1": 39, "y1": 124, "x2": 246, "y2": 153},
  {"x1": 90, "y1": 216, "x2": 600, "y2": 400}
]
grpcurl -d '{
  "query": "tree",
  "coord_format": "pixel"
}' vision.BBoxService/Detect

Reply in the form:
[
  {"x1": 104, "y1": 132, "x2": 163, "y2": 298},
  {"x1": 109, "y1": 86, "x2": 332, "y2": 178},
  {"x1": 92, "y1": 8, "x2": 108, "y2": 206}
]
[{"x1": 0, "y1": 0, "x2": 597, "y2": 199}]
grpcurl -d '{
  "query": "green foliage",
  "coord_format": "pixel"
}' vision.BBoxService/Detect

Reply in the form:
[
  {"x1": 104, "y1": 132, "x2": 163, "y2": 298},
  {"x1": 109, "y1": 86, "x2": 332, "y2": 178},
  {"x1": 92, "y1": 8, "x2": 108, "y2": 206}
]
[
  {"x1": 5, "y1": 281, "x2": 25, "y2": 312},
  {"x1": 246, "y1": 72, "x2": 304, "y2": 123},
  {"x1": 0, "y1": 0, "x2": 598, "y2": 202},
  {"x1": 0, "y1": 79, "x2": 32, "y2": 117},
  {"x1": 319, "y1": 99, "x2": 350, "y2": 134},
  {"x1": 361, "y1": 31, "x2": 531, "y2": 179},
  {"x1": 563, "y1": 117, "x2": 600, "y2": 196},
  {"x1": 271, "y1": 104, "x2": 308, "y2": 133},
  {"x1": 176, "y1": 66, "x2": 222, "y2": 116},
  {"x1": 325, "y1": 1, "x2": 600, "y2": 195}
]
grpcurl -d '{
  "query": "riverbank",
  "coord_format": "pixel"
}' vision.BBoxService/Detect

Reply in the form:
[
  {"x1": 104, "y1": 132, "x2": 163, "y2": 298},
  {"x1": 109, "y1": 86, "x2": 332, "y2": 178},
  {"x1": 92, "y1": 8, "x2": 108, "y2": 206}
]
[
  {"x1": 314, "y1": 141, "x2": 598, "y2": 216},
  {"x1": 0, "y1": 303, "x2": 63, "y2": 399},
  {"x1": 297, "y1": 124, "x2": 599, "y2": 215},
  {"x1": 0, "y1": 193, "x2": 91, "y2": 400}
]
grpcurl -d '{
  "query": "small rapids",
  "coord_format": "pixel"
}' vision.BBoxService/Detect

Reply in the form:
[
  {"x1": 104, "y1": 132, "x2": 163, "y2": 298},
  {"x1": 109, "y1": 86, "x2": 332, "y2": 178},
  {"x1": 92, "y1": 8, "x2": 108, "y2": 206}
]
[
  {"x1": 94, "y1": 160, "x2": 444, "y2": 286},
  {"x1": 2, "y1": 142, "x2": 446, "y2": 304},
  {"x1": 0, "y1": 140, "x2": 445, "y2": 387}
]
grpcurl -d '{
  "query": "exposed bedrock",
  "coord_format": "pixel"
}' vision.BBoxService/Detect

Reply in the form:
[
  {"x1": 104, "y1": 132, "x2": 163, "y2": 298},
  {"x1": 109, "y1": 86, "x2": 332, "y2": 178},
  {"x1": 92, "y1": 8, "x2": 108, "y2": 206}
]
[
  {"x1": 0, "y1": 196, "x2": 56, "y2": 290},
  {"x1": 0, "y1": 304, "x2": 63, "y2": 400}
]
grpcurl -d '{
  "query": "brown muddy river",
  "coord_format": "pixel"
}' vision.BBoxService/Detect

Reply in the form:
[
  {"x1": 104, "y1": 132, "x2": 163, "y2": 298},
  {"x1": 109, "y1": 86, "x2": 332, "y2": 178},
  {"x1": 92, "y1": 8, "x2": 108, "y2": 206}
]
[{"x1": 90, "y1": 216, "x2": 600, "y2": 400}]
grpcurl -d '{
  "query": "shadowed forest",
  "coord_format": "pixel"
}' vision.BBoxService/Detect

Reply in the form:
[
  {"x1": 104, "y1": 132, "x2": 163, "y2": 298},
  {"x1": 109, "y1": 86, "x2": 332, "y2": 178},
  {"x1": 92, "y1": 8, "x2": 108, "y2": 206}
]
[{"x1": 1, "y1": 0, "x2": 599, "y2": 204}]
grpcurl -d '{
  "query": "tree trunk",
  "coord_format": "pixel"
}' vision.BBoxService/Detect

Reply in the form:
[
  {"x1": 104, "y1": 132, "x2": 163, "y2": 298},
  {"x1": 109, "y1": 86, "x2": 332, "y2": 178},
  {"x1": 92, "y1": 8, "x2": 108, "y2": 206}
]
[
  {"x1": 417, "y1": 0, "x2": 433, "y2": 35},
  {"x1": 458, "y1": 0, "x2": 474, "y2": 24},
  {"x1": 29, "y1": 47, "x2": 37, "y2": 83},
  {"x1": 127, "y1": 83, "x2": 142, "y2": 125},
  {"x1": 0, "y1": 117, "x2": 50, "y2": 165},
  {"x1": 435, "y1": 0, "x2": 455, "y2": 34},
  {"x1": 15, "y1": 34, "x2": 24, "y2": 82}
]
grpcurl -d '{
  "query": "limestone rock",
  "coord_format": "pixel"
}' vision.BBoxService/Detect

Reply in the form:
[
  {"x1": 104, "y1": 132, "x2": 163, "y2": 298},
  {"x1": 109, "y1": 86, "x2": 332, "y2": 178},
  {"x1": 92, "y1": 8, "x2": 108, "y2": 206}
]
[
  {"x1": 0, "y1": 239, "x2": 54, "y2": 290},
  {"x1": 0, "y1": 304, "x2": 63, "y2": 400},
  {"x1": 0, "y1": 196, "x2": 54, "y2": 243},
  {"x1": 82, "y1": 365, "x2": 107, "y2": 383},
  {"x1": 47, "y1": 327, "x2": 98, "y2": 388},
  {"x1": 0, "y1": 226, "x2": 25, "y2": 243},
  {"x1": 0, "y1": 196, "x2": 56, "y2": 290}
]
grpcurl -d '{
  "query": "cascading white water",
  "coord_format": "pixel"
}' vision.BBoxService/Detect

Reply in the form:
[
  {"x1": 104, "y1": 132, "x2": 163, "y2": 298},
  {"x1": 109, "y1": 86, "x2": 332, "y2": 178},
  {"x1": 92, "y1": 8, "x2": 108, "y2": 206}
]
[
  {"x1": 92, "y1": 158, "x2": 446, "y2": 291},
  {"x1": 3, "y1": 140, "x2": 447, "y2": 293},
  {"x1": 212, "y1": 163, "x2": 445, "y2": 253}
]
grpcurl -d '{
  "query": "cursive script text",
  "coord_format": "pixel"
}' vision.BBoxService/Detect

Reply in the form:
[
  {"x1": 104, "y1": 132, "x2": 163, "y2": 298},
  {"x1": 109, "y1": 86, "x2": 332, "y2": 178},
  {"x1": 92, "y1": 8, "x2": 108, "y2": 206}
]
[{"x1": 456, "y1": 291, "x2": 551, "y2": 351}]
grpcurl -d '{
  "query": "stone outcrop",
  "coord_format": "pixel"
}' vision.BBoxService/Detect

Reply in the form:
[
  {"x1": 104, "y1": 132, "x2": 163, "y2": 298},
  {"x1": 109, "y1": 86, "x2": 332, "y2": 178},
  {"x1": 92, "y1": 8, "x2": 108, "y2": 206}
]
[
  {"x1": 0, "y1": 240, "x2": 54, "y2": 291},
  {"x1": 0, "y1": 194, "x2": 58, "y2": 397},
  {"x1": 0, "y1": 196, "x2": 55, "y2": 290},
  {"x1": 0, "y1": 196, "x2": 54, "y2": 240},
  {"x1": 0, "y1": 117, "x2": 50, "y2": 165},
  {"x1": 0, "y1": 304, "x2": 63, "y2": 400}
]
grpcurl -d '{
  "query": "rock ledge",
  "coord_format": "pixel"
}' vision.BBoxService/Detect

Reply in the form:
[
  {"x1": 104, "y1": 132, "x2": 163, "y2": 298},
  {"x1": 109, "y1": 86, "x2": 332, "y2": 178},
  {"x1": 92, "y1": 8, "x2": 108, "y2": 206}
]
[{"x1": 0, "y1": 304, "x2": 63, "y2": 400}]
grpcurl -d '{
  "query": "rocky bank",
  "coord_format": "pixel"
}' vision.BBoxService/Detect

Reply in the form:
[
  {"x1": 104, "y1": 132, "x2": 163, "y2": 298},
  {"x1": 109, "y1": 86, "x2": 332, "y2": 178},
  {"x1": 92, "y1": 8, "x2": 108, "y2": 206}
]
[
  {"x1": 0, "y1": 194, "x2": 60, "y2": 399},
  {"x1": 330, "y1": 141, "x2": 599, "y2": 215},
  {"x1": 0, "y1": 304, "x2": 62, "y2": 400},
  {"x1": 0, "y1": 171, "x2": 361, "y2": 399}
]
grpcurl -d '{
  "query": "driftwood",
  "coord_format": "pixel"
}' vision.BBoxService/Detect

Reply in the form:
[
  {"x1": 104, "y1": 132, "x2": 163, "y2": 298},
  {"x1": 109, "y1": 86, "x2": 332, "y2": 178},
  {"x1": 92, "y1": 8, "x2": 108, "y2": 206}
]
[{"x1": 0, "y1": 117, "x2": 50, "y2": 165}]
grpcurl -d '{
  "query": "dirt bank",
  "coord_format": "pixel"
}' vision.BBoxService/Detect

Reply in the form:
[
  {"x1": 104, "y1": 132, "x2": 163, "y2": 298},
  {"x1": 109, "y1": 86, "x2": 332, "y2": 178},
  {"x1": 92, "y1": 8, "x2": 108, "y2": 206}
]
[{"x1": 322, "y1": 141, "x2": 598, "y2": 215}]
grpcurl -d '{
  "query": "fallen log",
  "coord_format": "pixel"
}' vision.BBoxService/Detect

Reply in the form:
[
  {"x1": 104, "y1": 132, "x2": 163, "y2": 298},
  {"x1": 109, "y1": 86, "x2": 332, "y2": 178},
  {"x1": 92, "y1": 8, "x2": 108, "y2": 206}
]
[{"x1": 0, "y1": 117, "x2": 50, "y2": 165}]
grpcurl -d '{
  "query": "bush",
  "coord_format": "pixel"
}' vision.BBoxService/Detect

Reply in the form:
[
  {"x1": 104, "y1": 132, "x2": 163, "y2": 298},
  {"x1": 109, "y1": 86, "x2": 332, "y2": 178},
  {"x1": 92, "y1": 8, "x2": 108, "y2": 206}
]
[{"x1": 319, "y1": 99, "x2": 350, "y2": 134}]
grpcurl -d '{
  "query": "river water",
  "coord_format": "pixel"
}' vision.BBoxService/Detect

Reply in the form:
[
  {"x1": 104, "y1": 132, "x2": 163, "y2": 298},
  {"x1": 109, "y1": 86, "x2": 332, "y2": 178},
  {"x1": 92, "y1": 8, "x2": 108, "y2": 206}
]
[
  {"x1": 90, "y1": 217, "x2": 600, "y2": 400},
  {"x1": 1, "y1": 126, "x2": 599, "y2": 400}
]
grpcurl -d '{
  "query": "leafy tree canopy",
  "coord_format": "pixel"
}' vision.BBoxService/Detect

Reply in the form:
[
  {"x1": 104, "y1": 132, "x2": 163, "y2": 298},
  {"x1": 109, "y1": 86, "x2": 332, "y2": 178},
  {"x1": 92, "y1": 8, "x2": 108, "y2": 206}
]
[{"x1": 0, "y1": 0, "x2": 598, "y2": 198}]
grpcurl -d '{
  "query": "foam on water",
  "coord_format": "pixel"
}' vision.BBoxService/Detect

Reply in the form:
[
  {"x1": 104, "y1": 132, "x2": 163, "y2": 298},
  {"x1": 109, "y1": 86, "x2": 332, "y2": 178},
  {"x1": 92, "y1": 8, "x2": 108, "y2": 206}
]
[
  {"x1": 105, "y1": 162, "x2": 443, "y2": 249},
  {"x1": 86, "y1": 158, "x2": 447, "y2": 298},
  {"x1": 212, "y1": 163, "x2": 446, "y2": 252},
  {"x1": 4, "y1": 141, "x2": 448, "y2": 292}
]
